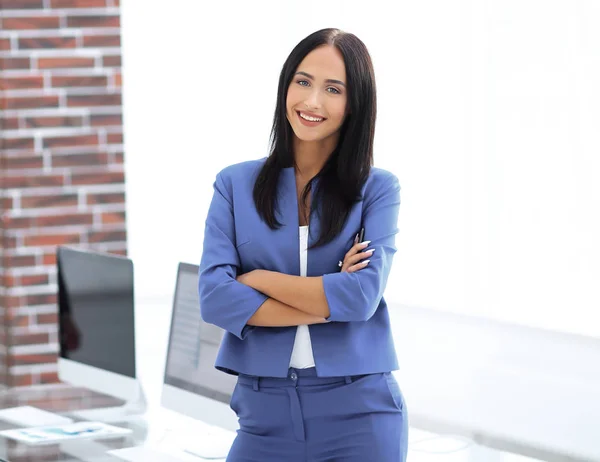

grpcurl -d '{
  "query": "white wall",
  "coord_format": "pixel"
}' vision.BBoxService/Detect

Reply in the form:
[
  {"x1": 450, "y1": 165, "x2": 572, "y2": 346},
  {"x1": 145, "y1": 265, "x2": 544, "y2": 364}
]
[{"x1": 121, "y1": 0, "x2": 600, "y2": 337}]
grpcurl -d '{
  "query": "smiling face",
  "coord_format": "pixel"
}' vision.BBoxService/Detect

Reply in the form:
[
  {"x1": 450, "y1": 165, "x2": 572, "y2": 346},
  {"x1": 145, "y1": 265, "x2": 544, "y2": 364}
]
[{"x1": 286, "y1": 45, "x2": 349, "y2": 145}]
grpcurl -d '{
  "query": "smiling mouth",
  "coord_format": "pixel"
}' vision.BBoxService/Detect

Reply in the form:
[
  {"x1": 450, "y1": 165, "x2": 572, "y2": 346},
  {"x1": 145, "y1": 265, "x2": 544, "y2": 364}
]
[{"x1": 296, "y1": 111, "x2": 326, "y2": 124}]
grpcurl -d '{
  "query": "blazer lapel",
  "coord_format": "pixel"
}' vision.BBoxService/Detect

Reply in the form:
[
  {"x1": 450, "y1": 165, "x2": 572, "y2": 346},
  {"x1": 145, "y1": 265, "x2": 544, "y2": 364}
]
[{"x1": 276, "y1": 167, "x2": 301, "y2": 276}]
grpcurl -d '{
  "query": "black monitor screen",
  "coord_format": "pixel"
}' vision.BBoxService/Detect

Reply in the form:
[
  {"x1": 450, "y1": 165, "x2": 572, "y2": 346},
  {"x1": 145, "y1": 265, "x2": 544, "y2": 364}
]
[
  {"x1": 163, "y1": 263, "x2": 236, "y2": 404},
  {"x1": 57, "y1": 246, "x2": 136, "y2": 379}
]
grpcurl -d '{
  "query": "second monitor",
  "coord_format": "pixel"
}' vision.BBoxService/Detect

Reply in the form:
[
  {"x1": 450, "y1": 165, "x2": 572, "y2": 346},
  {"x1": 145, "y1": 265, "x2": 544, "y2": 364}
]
[{"x1": 161, "y1": 262, "x2": 238, "y2": 432}]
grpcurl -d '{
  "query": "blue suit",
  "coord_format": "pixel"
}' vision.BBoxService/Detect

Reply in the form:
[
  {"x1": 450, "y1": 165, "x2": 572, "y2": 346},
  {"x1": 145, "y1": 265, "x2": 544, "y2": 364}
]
[{"x1": 198, "y1": 158, "x2": 407, "y2": 461}]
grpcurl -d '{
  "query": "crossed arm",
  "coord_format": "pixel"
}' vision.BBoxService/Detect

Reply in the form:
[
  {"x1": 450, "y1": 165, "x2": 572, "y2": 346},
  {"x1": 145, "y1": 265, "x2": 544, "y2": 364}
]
[
  {"x1": 239, "y1": 271, "x2": 330, "y2": 325},
  {"x1": 198, "y1": 171, "x2": 400, "y2": 340}
]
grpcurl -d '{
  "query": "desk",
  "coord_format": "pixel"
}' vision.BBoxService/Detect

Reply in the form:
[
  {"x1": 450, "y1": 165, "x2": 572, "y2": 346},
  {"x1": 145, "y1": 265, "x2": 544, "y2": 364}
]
[
  {"x1": 0, "y1": 384, "x2": 549, "y2": 462},
  {"x1": 0, "y1": 384, "x2": 147, "y2": 462}
]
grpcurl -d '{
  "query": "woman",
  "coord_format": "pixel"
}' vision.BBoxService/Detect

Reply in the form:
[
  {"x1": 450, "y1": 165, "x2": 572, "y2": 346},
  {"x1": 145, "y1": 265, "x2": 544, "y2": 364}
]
[{"x1": 199, "y1": 28, "x2": 407, "y2": 461}]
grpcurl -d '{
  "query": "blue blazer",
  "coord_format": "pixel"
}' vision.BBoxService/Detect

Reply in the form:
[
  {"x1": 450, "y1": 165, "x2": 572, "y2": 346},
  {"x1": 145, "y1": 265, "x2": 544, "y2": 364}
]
[{"x1": 198, "y1": 158, "x2": 400, "y2": 378}]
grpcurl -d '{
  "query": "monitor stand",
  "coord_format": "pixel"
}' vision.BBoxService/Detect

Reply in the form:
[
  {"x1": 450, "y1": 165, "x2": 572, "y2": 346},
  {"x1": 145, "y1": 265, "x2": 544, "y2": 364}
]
[
  {"x1": 68, "y1": 380, "x2": 148, "y2": 423},
  {"x1": 181, "y1": 433, "x2": 236, "y2": 460},
  {"x1": 157, "y1": 419, "x2": 237, "y2": 460}
]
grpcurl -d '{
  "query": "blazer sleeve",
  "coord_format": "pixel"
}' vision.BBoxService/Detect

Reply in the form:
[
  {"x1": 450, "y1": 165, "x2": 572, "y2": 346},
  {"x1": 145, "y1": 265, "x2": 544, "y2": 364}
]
[
  {"x1": 322, "y1": 173, "x2": 400, "y2": 322},
  {"x1": 198, "y1": 172, "x2": 268, "y2": 340}
]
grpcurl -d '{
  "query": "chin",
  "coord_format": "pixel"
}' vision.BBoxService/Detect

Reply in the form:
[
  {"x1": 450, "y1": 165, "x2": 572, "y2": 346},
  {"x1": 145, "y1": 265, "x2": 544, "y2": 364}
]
[{"x1": 295, "y1": 132, "x2": 328, "y2": 143}]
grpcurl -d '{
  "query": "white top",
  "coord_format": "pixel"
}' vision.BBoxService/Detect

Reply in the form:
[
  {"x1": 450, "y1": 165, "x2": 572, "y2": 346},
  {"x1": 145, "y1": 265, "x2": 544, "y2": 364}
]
[{"x1": 289, "y1": 226, "x2": 316, "y2": 369}]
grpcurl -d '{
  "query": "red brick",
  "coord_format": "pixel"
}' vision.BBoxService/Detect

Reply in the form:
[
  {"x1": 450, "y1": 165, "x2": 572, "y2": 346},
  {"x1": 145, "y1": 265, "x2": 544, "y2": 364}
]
[
  {"x1": 43, "y1": 135, "x2": 98, "y2": 148},
  {"x1": 90, "y1": 113, "x2": 122, "y2": 126},
  {"x1": 11, "y1": 333, "x2": 50, "y2": 346},
  {"x1": 6, "y1": 216, "x2": 35, "y2": 228},
  {"x1": 2, "y1": 137, "x2": 34, "y2": 150},
  {"x1": 101, "y1": 211, "x2": 125, "y2": 224},
  {"x1": 40, "y1": 371, "x2": 60, "y2": 384},
  {"x1": 37, "y1": 213, "x2": 94, "y2": 227},
  {"x1": 21, "y1": 193, "x2": 78, "y2": 209},
  {"x1": 1, "y1": 0, "x2": 44, "y2": 8},
  {"x1": 86, "y1": 192, "x2": 125, "y2": 205},
  {"x1": 38, "y1": 57, "x2": 95, "y2": 69},
  {"x1": 52, "y1": 0, "x2": 106, "y2": 6},
  {"x1": 4, "y1": 96, "x2": 59, "y2": 110},
  {"x1": 5, "y1": 255, "x2": 37, "y2": 267},
  {"x1": 0, "y1": 38, "x2": 11, "y2": 51},
  {"x1": 4, "y1": 175, "x2": 65, "y2": 189},
  {"x1": 44, "y1": 134, "x2": 99, "y2": 148},
  {"x1": 52, "y1": 152, "x2": 108, "y2": 167},
  {"x1": 24, "y1": 116, "x2": 84, "y2": 128},
  {"x1": 3, "y1": 295, "x2": 24, "y2": 310},
  {"x1": 43, "y1": 253, "x2": 57, "y2": 266},
  {"x1": 28, "y1": 293, "x2": 58, "y2": 306},
  {"x1": 20, "y1": 274, "x2": 49, "y2": 286},
  {"x1": 36, "y1": 312, "x2": 58, "y2": 324},
  {"x1": 114, "y1": 71, "x2": 122, "y2": 87},
  {"x1": 1, "y1": 16, "x2": 61, "y2": 30},
  {"x1": 0, "y1": 76, "x2": 44, "y2": 90},
  {"x1": 10, "y1": 354, "x2": 58, "y2": 366},
  {"x1": 1, "y1": 274, "x2": 17, "y2": 288},
  {"x1": 102, "y1": 55, "x2": 121, "y2": 67},
  {"x1": 0, "y1": 57, "x2": 31, "y2": 70},
  {"x1": 88, "y1": 230, "x2": 126, "y2": 243},
  {"x1": 1, "y1": 196, "x2": 14, "y2": 209},
  {"x1": 115, "y1": 152, "x2": 124, "y2": 163},
  {"x1": 4, "y1": 156, "x2": 44, "y2": 169},
  {"x1": 83, "y1": 34, "x2": 120, "y2": 47},
  {"x1": 51, "y1": 75, "x2": 108, "y2": 87},
  {"x1": 71, "y1": 171, "x2": 124, "y2": 185},
  {"x1": 4, "y1": 236, "x2": 18, "y2": 249},
  {"x1": 24, "y1": 232, "x2": 79, "y2": 247},
  {"x1": 2, "y1": 117, "x2": 20, "y2": 130},
  {"x1": 10, "y1": 374, "x2": 34, "y2": 387},
  {"x1": 66, "y1": 15, "x2": 120, "y2": 28},
  {"x1": 19, "y1": 36, "x2": 77, "y2": 50},
  {"x1": 67, "y1": 93, "x2": 121, "y2": 107},
  {"x1": 107, "y1": 132, "x2": 123, "y2": 144}
]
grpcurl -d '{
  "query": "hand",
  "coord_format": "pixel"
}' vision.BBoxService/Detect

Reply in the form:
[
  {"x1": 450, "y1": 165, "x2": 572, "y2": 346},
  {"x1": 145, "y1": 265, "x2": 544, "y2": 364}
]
[{"x1": 340, "y1": 237, "x2": 374, "y2": 273}]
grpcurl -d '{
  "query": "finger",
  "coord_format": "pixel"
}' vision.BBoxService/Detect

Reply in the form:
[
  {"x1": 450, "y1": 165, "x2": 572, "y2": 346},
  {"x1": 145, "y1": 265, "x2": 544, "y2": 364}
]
[
  {"x1": 347, "y1": 259, "x2": 371, "y2": 273},
  {"x1": 346, "y1": 248, "x2": 374, "y2": 266},
  {"x1": 344, "y1": 240, "x2": 371, "y2": 260}
]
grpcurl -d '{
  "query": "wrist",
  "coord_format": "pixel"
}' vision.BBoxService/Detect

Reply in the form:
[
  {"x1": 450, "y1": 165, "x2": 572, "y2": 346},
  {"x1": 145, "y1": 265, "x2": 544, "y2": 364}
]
[{"x1": 246, "y1": 269, "x2": 266, "y2": 291}]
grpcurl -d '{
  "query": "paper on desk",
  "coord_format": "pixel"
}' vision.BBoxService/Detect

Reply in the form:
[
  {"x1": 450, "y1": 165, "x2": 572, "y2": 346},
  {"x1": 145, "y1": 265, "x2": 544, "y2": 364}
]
[
  {"x1": 0, "y1": 406, "x2": 73, "y2": 427},
  {"x1": 0, "y1": 421, "x2": 132, "y2": 445}
]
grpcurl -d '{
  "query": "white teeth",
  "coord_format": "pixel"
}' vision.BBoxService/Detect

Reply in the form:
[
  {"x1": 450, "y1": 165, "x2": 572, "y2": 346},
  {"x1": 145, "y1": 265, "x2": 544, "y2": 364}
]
[{"x1": 299, "y1": 112, "x2": 323, "y2": 122}]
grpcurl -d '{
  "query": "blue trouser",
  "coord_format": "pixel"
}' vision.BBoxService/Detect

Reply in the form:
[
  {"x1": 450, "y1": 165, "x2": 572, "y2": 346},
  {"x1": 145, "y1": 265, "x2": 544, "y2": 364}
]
[{"x1": 226, "y1": 367, "x2": 408, "y2": 461}]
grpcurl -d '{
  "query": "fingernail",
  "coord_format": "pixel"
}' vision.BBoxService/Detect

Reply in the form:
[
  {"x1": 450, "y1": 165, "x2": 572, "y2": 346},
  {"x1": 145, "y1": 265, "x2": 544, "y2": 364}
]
[
  {"x1": 363, "y1": 260, "x2": 371, "y2": 265},
  {"x1": 360, "y1": 240, "x2": 371, "y2": 246},
  {"x1": 366, "y1": 248, "x2": 375, "y2": 254}
]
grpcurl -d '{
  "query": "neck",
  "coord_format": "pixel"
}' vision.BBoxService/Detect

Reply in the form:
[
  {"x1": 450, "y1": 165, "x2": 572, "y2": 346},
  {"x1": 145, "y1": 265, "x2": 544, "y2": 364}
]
[{"x1": 292, "y1": 134, "x2": 339, "y2": 179}]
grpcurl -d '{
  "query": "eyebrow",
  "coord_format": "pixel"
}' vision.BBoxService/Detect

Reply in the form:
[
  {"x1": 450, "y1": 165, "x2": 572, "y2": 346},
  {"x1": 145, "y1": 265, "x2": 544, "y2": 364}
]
[{"x1": 294, "y1": 71, "x2": 346, "y2": 88}]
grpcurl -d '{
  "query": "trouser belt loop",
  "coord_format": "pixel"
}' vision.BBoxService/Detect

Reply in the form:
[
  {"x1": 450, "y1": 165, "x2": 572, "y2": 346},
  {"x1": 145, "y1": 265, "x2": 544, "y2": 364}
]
[
  {"x1": 252, "y1": 376, "x2": 259, "y2": 391},
  {"x1": 344, "y1": 376, "x2": 352, "y2": 384}
]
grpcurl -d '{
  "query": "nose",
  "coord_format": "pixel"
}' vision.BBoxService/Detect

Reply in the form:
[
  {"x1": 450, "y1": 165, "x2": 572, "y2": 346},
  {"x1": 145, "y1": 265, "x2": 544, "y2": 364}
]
[{"x1": 304, "y1": 89, "x2": 321, "y2": 109}]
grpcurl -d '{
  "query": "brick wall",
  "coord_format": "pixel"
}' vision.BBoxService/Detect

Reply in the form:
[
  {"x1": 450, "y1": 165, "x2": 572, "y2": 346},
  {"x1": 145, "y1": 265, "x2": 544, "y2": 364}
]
[{"x1": 0, "y1": 0, "x2": 127, "y2": 388}]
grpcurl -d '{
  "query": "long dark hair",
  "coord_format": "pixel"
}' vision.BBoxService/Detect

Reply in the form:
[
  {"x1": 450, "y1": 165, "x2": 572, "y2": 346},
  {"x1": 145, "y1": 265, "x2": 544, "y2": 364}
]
[{"x1": 253, "y1": 28, "x2": 377, "y2": 247}]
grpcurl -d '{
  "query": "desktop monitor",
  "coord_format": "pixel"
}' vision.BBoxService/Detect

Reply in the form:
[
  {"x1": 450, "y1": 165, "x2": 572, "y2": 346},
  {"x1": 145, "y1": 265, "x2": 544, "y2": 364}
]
[
  {"x1": 57, "y1": 246, "x2": 145, "y2": 419},
  {"x1": 161, "y1": 262, "x2": 238, "y2": 432}
]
